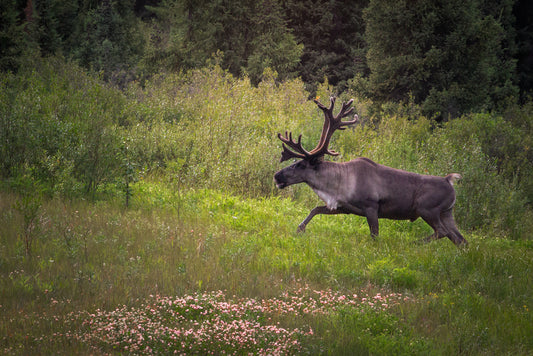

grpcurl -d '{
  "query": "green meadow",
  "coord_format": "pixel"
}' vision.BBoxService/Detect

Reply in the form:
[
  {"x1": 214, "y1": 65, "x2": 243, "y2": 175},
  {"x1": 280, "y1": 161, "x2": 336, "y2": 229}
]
[{"x1": 1, "y1": 59, "x2": 532, "y2": 354}]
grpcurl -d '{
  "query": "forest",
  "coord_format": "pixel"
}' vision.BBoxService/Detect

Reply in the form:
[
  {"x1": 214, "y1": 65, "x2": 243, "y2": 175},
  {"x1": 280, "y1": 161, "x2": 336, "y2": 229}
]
[{"x1": 1, "y1": 0, "x2": 533, "y2": 354}]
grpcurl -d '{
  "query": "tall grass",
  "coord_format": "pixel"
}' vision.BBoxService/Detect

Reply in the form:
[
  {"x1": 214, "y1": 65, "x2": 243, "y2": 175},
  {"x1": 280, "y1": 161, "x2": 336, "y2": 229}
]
[{"x1": 1, "y1": 185, "x2": 532, "y2": 354}]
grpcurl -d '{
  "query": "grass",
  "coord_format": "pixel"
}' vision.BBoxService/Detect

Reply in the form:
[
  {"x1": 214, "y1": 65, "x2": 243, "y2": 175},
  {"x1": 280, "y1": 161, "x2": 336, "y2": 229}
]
[{"x1": 1, "y1": 182, "x2": 532, "y2": 355}]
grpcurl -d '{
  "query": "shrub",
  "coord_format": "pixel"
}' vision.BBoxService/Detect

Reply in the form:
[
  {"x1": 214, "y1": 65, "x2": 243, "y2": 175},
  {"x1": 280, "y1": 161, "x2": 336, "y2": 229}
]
[
  {"x1": 1, "y1": 57, "x2": 530, "y2": 238},
  {"x1": 123, "y1": 65, "x2": 312, "y2": 196},
  {"x1": 0, "y1": 57, "x2": 125, "y2": 196}
]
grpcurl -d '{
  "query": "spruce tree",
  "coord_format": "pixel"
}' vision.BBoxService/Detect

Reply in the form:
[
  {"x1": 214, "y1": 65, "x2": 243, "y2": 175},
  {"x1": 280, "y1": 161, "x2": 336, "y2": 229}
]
[
  {"x1": 364, "y1": 0, "x2": 518, "y2": 118},
  {"x1": 0, "y1": 0, "x2": 32, "y2": 72},
  {"x1": 142, "y1": 0, "x2": 302, "y2": 84},
  {"x1": 283, "y1": 0, "x2": 368, "y2": 93}
]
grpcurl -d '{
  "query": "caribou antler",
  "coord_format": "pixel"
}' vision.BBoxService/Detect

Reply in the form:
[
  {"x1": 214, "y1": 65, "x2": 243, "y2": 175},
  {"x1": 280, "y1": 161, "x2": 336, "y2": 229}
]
[
  {"x1": 311, "y1": 97, "x2": 358, "y2": 156},
  {"x1": 278, "y1": 97, "x2": 358, "y2": 162},
  {"x1": 278, "y1": 131, "x2": 310, "y2": 161}
]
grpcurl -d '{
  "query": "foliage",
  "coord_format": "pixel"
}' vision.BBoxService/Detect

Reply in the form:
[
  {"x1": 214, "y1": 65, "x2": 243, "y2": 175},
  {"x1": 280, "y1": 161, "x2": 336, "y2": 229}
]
[
  {"x1": 282, "y1": 0, "x2": 369, "y2": 93},
  {"x1": 63, "y1": 288, "x2": 412, "y2": 355},
  {"x1": 444, "y1": 110, "x2": 533, "y2": 203},
  {"x1": 0, "y1": 57, "x2": 125, "y2": 196},
  {"x1": 0, "y1": 3, "x2": 532, "y2": 354},
  {"x1": 13, "y1": 193, "x2": 42, "y2": 256},
  {"x1": 2, "y1": 0, "x2": 532, "y2": 111},
  {"x1": 335, "y1": 111, "x2": 533, "y2": 238},
  {"x1": 71, "y1": 0, "x2": 144, "y2": 86},
  {"x1": 142, "y1": 0, "x2": 303, "y2": 84},
  {"x1": 1, "y1": 56, "x2": 532, "y2": 236},
  {"x1": 363, "y1": 0, "x2": 518, "y2": 118},
  {"x1": 515, "y1": 1, "x2": 533, "y2": 98},
  {"x1": 0, "y1": 0, "x2": 37, "y2": 73},
  {"x1": 123, "y1": 65, "x2": 311, "y2": 196}
]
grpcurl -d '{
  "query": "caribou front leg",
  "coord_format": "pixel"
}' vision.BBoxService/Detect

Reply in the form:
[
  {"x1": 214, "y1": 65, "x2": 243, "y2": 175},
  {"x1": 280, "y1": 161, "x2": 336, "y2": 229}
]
[
  {"x1": 364, "y1": 206, "x2": 379, "y2": 239},
  {"x1": 315, "y1": 201, "x2": 378, "y2": 239},
  {"x1": 338, "y1": 202, "x2": 379, "y2": 239},
  {"x1": 297, "y1": 206, "x2": 351, "y2": 233}
]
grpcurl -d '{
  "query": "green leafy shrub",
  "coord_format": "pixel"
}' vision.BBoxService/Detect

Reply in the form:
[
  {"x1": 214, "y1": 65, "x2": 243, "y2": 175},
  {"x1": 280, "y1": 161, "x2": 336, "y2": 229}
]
[
  {"x1": 0, "y1": 57, "x2": 125, "y2": 196},
  {"x1": 123, "y1": 65, "x2": 312, "y2": 196}
]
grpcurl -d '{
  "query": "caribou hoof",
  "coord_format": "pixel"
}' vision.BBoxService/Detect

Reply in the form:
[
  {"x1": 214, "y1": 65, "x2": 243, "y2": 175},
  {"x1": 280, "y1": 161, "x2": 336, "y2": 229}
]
[{"x1": 297, "y1": 224, "x2": 306, "y2": 233}]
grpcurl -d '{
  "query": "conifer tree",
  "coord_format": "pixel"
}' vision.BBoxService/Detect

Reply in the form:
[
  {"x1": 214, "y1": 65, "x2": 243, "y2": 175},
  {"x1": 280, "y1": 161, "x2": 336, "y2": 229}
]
[
  {"x1": 142, "y1": 0, "x2": 302, "y2": 84},
  {"x1": 283, "y1": 0, "x2": 368, "y2": 93},
  {"x1": 0, "y1": 1, "x2": 28, "y2": 72},
  {"x1": 73, "y1": 0, "x2": 144, "y2": 85},
  {"x1": 364, "y1": 0, "x2": 518, "y2": 118}
]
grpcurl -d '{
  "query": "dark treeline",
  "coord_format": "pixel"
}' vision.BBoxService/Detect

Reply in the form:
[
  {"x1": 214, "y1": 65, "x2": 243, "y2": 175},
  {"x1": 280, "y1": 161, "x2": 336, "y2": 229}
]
[{"x1": 1, "y1": 0, "x2": 532, "y2": 118}]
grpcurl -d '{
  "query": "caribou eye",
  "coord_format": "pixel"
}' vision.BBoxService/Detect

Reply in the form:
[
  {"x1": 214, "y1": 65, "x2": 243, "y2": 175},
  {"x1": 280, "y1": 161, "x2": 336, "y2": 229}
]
[{"x1": 296, "y1": 161, "x2": 306, "y2": 169}]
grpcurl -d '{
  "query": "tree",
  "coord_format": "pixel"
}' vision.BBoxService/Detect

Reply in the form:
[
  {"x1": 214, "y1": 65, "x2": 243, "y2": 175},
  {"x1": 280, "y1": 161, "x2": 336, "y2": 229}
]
[
  {"x1": 1, "y1": 0, "x2": 145, "y2": 85},
  {"x1": 73, "y1": 0, "x2": 144, "y2": 86},
  {"x1": 242, "y1": 0, "x2": 303, "y2": 83},
  {"x1": 0, "y1": 0, "x2": 37, "y2": 72},
  {"x1": 364, "y1": 0, "x2": 518, "y2": 119},
  {"x1": 32, "y1": 0, "x2": 69, "y2": 55},
  {"x1": 142, "y1": 0, "x2": 302, "y2": 84},
  {"x1": 283, "y1": 0, "x2": 369, "y2": 94},
  {"x1": 515, "y1": 0, "x2": 533, "y2": 99}
]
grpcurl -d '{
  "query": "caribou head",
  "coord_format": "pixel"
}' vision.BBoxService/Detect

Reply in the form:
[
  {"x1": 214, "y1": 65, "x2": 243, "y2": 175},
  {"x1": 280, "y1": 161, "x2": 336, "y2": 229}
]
[{"x1": 274, "y1": 97, "x2": 358, "y2": 189}]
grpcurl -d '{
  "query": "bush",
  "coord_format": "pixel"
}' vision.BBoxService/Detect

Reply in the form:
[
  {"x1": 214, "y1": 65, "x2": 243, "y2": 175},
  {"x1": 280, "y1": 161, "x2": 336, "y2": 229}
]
[
  {"x1": 437, "y1": 115, "x2": 532, "y2": 238},
  {"x1": 0, "y1": 57, "x2": 125, "y2": 197},
  {"x1": 123, "y1": 65, "x2": 312, "y2": 196}
]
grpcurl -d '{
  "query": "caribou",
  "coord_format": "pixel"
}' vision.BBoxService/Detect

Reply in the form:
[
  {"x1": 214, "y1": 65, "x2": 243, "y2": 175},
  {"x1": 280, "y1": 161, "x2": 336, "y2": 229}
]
[{"x1": 274, "y1": 97, "x2": 467, "y2": 246}]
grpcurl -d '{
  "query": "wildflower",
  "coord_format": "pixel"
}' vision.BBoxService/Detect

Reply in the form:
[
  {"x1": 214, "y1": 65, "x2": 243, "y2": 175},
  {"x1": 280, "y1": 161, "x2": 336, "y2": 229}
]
[{"x1": 55, "y1": 287, "x2": 414, "y2": 355}]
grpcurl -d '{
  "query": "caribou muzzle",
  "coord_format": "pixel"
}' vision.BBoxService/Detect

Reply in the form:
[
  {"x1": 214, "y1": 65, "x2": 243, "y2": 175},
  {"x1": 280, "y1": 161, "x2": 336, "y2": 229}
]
[{"x1": 274, "y1": 171, "x2": 288, "y2": 189}]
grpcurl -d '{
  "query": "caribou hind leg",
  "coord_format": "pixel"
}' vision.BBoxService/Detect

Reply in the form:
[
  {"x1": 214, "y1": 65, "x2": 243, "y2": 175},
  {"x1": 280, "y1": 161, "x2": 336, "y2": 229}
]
[
  {"x1": 417, "y1": 231, "x2": 443, "y2": 244},
  {"x1": 418, "y1": 209, "x2": 449, "y2": 244},
  {"x1": 441, "y1": 209, "x2": 468, "y2": 246},
  {"x1": 418, "y1": 209, "x2": 467, "y2": 247}
]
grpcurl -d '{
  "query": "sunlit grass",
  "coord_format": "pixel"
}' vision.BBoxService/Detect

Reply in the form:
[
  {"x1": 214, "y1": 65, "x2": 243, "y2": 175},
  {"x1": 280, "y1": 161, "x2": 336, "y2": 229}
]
[{"x1": 1, "y1": 185, "x2": 532, "y2": 354}]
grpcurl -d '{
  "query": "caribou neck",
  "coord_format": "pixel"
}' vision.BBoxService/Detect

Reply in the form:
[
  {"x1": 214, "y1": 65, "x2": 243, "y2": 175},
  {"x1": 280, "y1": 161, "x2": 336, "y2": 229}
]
[{"x1": 305, "y1": 161, "x2": 349, "y2": 210}]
